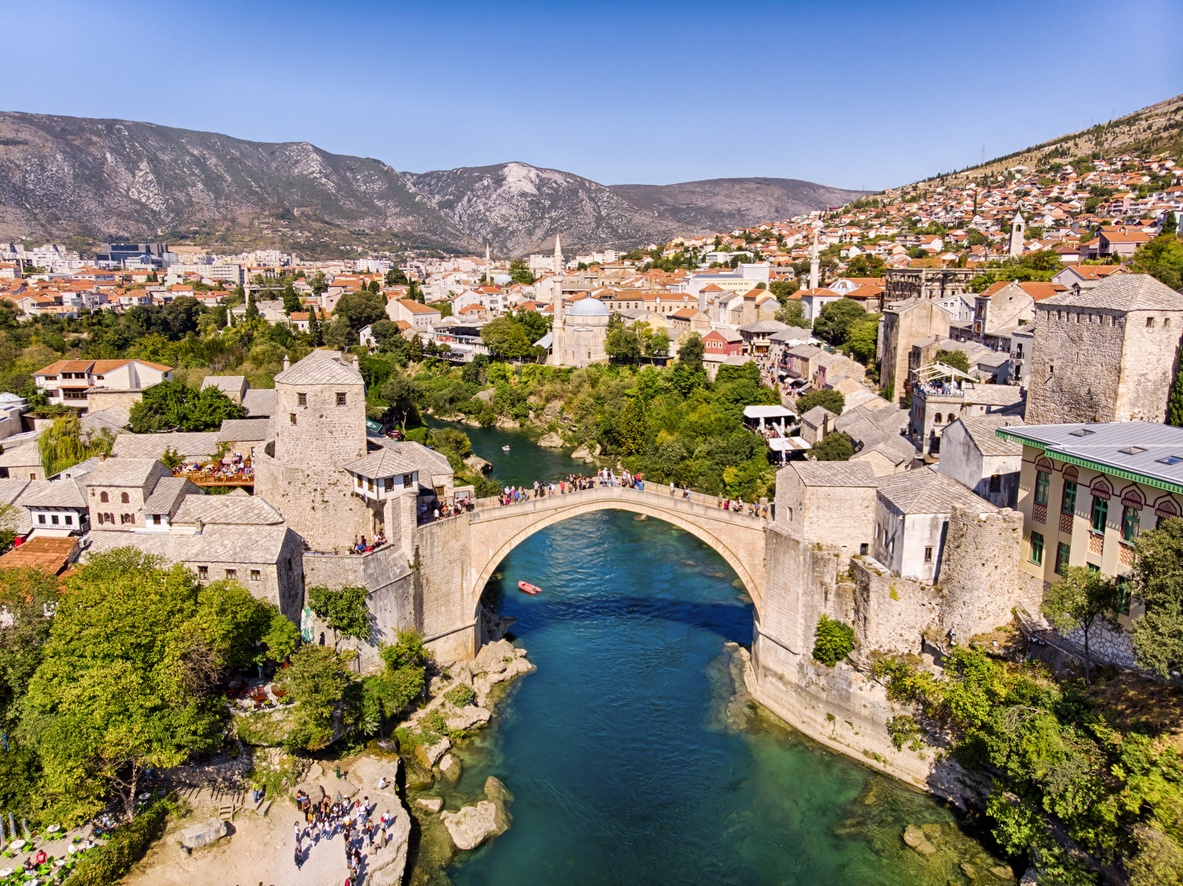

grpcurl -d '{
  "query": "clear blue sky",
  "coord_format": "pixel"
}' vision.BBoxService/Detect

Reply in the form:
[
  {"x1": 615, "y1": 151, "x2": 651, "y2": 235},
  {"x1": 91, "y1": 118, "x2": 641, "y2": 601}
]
[{"x1": 7, "y1": 0, "x2": 1182, "y2": 190}]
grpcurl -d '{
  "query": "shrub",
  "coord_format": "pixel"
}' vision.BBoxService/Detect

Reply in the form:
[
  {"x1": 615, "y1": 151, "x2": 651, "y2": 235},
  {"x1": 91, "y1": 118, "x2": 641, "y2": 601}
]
[
  {"x1": 812, "y1": 615, "x2": 855, "y2": 666},
  {"x1": 444, "y1": 684, "x2": 476, "y2": 708},
  {"x1": 65, "y1": 798, "x2": 172, "y2": 885}
]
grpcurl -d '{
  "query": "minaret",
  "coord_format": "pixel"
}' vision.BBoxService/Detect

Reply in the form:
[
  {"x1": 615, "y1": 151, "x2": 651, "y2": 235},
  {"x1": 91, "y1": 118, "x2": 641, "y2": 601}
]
[
  {"x1": 808, "y1": 224, "x2": 820, "y2": 290},
  {"x1": 484, "y1": 243, "x2": 491, "y2": 284},
  {"x1": 550, "y1": 276, "x2": 565, "y2": 366},
  {"x1": 553, "y1": 235, "x2": 563, "y2": 276},
  {"x1": 1008, "y1": 211, "x2": 1025, "y2": 258}
]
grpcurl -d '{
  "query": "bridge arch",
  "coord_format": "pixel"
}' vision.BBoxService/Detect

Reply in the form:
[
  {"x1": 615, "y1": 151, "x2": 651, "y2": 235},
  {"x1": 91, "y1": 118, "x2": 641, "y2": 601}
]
[{"x1": 467, "y1": 491, "x2": 766, "y2": 622}]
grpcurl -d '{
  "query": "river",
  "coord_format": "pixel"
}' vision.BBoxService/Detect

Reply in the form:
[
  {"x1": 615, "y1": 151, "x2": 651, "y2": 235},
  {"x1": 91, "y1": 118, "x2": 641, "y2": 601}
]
[{"x1": 424, "y1": 421, "x2": 1007, "y2": 885}]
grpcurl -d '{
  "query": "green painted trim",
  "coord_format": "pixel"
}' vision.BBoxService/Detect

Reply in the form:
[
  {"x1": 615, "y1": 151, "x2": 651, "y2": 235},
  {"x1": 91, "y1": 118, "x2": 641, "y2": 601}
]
[
  {"x1": 996, "y1": 429, "x2": 1047, "y2": 450},
  {"x1": 1045, "y1": 452, "x2": 1183, "y2": 496}
]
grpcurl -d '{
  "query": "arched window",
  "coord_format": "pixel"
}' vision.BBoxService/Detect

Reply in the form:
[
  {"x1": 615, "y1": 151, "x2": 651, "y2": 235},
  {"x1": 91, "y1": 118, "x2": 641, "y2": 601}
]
[
  {"x1": 121, "y1": 492, "x2": 130, "y2": 504},
  {"x1": 933, "y1": 413, "x2": 943, "y2": 425},
  {"x1": 100, "y1": 491, "x2": 109, "y2": 503}
]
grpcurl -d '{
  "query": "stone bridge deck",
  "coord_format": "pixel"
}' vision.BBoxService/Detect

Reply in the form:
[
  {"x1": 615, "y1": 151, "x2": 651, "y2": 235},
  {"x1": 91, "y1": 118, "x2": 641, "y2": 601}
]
[{"x1": 465, "y1": 484, "x2": 768, "y2": 613}]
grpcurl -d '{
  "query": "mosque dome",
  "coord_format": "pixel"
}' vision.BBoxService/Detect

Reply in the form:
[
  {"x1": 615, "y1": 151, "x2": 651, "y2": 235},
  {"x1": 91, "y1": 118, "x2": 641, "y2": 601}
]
[
  {"x1": 493, "y1": 273, "x2": 512, "y2": 285},
  {"x1": 566, "y1": 297, "x2": 610, "y2": 317}
]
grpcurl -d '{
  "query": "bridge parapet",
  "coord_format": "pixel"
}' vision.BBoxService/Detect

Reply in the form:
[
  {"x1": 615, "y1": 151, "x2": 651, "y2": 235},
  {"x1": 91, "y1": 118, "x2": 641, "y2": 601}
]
[{"x1": 470, "y1": 484, "x2": 769, "y2": 527}]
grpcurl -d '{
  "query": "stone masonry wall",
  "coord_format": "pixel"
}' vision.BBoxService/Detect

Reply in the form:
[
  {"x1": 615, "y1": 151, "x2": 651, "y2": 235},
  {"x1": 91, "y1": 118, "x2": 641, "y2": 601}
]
[
  {"x1": 1027, "y1": 307, "x2": 1125, "y2": 424},
  {"x1": 413, "y1": 515, "x2": 476, "y2": 661},
  {"x1": 1116, "y1": 310, "x2": 1183, "y2": 423},
  {"x1": 254, "y1": 450, "x2": 373, "y2": 552},
  {"x1": 851, "y1": 557, "x2": 940, "y2": 657}
]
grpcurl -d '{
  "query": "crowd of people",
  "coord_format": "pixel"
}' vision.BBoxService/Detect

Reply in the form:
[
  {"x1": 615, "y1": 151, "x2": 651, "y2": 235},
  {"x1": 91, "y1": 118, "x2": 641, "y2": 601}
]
[{"x1": 293, "y1": 790, "x2": 395, "y2": 883}]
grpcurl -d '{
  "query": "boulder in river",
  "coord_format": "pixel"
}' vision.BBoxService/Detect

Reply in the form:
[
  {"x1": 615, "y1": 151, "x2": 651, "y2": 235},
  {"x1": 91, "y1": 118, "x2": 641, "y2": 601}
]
[
  {"x1": 902, "y1": 824, "x2": 937, "y2": 857},
  {"x1": 416, "y1": 796, "x2": 444, "y2": 813},
  {"x1": 464, "y1": 454, "x2": 493, "y2": 475},
  {"x1": 441, "y1": 801, "x2": 505, "y2": 850},
  {"x1": 537, "y1": 432, "x2": 564, "y2": 448},
  {"x1": 440, "y1": 753, "x2": 462, "y2": 783},
  {"x1": 419, "y1": 737, "x2": 452, "y2": 768}
]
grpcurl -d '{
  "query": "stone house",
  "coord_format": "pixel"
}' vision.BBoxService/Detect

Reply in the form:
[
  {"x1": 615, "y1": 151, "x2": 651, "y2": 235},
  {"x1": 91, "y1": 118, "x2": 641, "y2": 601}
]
[
  {"x1": 1026, "y1": 274, "x2": 1183, "y2": 426},
  {"x1": 937, "y1": 415, "x2": 1025, "y2": 509},
  {"x1": 878, "y1": 298, "x2": 951, "y2": 403},
  {"x1": 908, "y1": 370, "x2": 1024, "y2": 458},
  {"x1": 83, "y1": 458, "x2": 172, "y2": 530},
  {"x1": 16, "y1": 479, "x2": 90, "y2": 536},
  {"x1": 33, "y1": 359, "x2": 171, "y2": 412}
]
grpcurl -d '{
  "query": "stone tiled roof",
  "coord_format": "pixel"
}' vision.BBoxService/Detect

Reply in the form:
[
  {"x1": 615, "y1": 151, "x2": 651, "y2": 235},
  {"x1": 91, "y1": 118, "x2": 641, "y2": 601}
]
[
  {"x1": 202, "y1": 375, "x2": 246, "y2": 396},
  {"x1": 345, "y1": 448, "x2": 421, "y2": 480},
  {"x1": 113, "y1": 432, "x2": 220, "y2": 460},
  {"x1": 81, "y1": 457, "x2": 167, "y2": 488},
  {"x1": 0, "y1": 443, "x2": 40, "y2": 469},
  {"x1": 217, "y1": 418, "x2": 272, "y2": 443},
  {"x1": 374, "y1": 439, "x2": 452, "y2": 477},
  {"x1": 241, "y1": 388, "x2": 277, "y2": 418},
  {"x1": 171, "y1": 493, "x2": 284, "y2": 526},
  {"x1": 84, "y1": 524, "x2": 293, "y2": 565},
  {"x1": 956, "y1": 415, "x2": 1024, "y2": 457},
  {"x1": 801, "y1": 406, "x2": 835, "y2": 426},
  {"x1": 81, "y1": 407, "x2": 129, "y2": 434},
  {"x1": 792, "y1": 461, "x2": 878, "y2": 487},
  {"x1": 876, "y1": 468, "x2": 995, "y2": 516},
  {"x1": 1040, "y1": 273, "x2": 1183, "y2": 313},
  {"x1": 53, "y1": 456, "x2": 104, "y2": 481},
  {"x1": 143, "y1": 477, "x2": 197, "y2": 516},
  {"x1": 274, "y1": 350, "x2": 363, "y2": 386},
  {"x1": 16, "y1": 479, "x2": 86, "y2": 509}
]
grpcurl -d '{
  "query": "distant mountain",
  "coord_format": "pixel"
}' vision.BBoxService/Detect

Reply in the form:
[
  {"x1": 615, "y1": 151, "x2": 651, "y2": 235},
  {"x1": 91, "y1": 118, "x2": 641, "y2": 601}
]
[
  {"x1": 0, "y1": 112, "x2": 868, "y2": 256},
  {"x1": 610, "y1": 177, "x2": 868, "y2": 235}
]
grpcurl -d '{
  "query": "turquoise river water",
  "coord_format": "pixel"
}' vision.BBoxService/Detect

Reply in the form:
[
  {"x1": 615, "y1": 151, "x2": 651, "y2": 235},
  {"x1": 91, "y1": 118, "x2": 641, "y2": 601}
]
[{"x1": 423, "y1": 422, "x2": 1006, "y2": 885}]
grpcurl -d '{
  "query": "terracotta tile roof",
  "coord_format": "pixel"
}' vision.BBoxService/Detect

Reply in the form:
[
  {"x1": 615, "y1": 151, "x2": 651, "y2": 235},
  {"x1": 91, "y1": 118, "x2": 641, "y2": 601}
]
[{"x1": 0, "y1": 536, "x2": 78, "y2": 574}]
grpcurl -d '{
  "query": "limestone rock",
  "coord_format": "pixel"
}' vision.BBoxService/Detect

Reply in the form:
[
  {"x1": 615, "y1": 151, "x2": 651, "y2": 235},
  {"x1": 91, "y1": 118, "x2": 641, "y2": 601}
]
[
  {"x1": 464, "y1": 454, "x2": 493, "y2": 475},
  {"x1": 440, "y1": 801, "x2": 506, "y2": 851},
  {"x1": 920, "y1": 822, "x2": 942, "y2": 842},
  {"x1": 483, "y1": 776, "x2": 513, "y2": 806},
  {"x1": 960, "y1": 862, "x2": 977, "y2": 879},
  {"x1": 472, "y1": 640, "x2": 534, "y2": 702},
  {"x1": 990, "y1": 864, "x2": 1015, "y2": 881},
  {"x1": 571, "y1": 443, "x2": 600, "y2": 462},
  {"x1": 1019, "y1": 866, "x2": 1037, "y2": 885},
  {"x1": 446, "y1": 705, "x2": 492, "y2": 732},
  {"x1": 440, "y1": 754, "x2": 461, "y2": 783},
  {"x1": 415, "y1": 796, "x2": 444, "y2": 813},
  {"x1": 419, "y1": 737, "x2": 452, "y2": 768},
  {"x1": 902, "y1": 824, "x2": 937, "y2": 857},
  {"x1": 537, "y1": 432, "x2": 564, "y2": 448}
]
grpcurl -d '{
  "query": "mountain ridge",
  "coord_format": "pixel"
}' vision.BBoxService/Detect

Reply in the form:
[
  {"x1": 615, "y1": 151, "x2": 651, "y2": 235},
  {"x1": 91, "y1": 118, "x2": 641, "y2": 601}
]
[{"x1": 0, "y1": 111, "x2": 868, "y2": 256}]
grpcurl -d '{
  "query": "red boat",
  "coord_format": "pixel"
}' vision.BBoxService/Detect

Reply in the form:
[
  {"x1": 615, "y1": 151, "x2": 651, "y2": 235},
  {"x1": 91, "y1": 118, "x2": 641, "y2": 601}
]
[{"x1": 517, "y1": 581, "x2": 542, "y2": 596}]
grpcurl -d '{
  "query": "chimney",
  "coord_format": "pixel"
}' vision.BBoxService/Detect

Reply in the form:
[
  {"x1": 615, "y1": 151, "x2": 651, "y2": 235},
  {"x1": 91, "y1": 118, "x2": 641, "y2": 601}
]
[{"x1": 283, "y1": 354, "x2": 290, "y2": 371}]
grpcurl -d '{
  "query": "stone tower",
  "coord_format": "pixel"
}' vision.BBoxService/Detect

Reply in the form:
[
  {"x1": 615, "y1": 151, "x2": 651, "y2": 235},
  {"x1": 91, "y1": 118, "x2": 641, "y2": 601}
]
[
  {"x1": 253, "y1": 350, "x2": 375, "y2": 550},
  {"x1": 1008, "y1": 211, "x2": 1025, "y2": 258},
  {"x1": 553, "y1": 235, "x2": 563, "y2": 276}
]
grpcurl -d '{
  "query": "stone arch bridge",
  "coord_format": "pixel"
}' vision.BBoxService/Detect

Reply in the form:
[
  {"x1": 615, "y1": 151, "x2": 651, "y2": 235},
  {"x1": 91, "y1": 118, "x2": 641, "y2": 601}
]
[{"x1": 412, "y1": 485, "x2": 768, "y2": 660}]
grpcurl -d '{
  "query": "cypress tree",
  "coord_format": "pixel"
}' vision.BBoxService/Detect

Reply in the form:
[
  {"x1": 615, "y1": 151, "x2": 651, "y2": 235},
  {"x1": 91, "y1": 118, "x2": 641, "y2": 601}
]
[{"x1": 1168, "y1": 364, "x2": 1183, "y2": 428}]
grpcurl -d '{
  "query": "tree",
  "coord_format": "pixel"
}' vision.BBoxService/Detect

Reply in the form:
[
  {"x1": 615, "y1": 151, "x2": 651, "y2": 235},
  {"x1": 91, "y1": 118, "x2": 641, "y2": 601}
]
[
  {"x1": 1131, "y1": 517, "x2": 1183, "y2": 677},
  {"x1": 775, "y1": 300, "x2": 808, "y2": 327},
  {"x1": 38, "y1": 414, "x2": 115, "y2": 476},
  {"x1": 605, "y1": 317, "x2": 643, "y2": 363},
  {"x1": 810, "y1": 431, "x2": 855, "y2": 461},
  {"x1": 1131, "y1": 233, "x2": 1183, "y2": 291},
  {"x1": 935, "y1": 349, "x2": 972, "y2": 373},
  {"x1": 845, "y1": 253, "x2": 886, "y2": 277},
  {"x1": 282, "y1": 282, "x2": 302, "y2": 316},
  {"x1": 671, "y1": 332, "x2": 707, "y2": 396},
  {"x1": 309, "y1": 271, "x2": 328, "y2": 297},
  {"x1": 1168, "y1": 365, "x2": 1183, "y2": 428},
  {"x1": 508, "y1": 260, "x2": 535, "y2": 285},
  {"x1": 0, "y1": 567, "x2": 59, "y2": 727},
  {"x1": 21, "y1": 550, "x2": 239, "y2": 822},
  {"x1": 306, "y1": 585, "x2": 371, "y2": 652},
  {"x1": 333, "y1": 290, "x2": 387, "y2": 332},
  {"x1": 1042, "y1": 566, "x2": 1118, "y2": 684},
  {"x1": 308, "y1": 309, "x2": 324, "y2": 346},
  {"x1": 385, "y1": 267, "x2": 408, "y2": 287},
  {"x1": 245, "y1": 291, "x2": 259, "y2": 322},
  {"x1": 480, "y1": 316, "x2": 533, "y2": 360},
  {"x1": 813, "y1": 615, "x2": 855, "y2": 665},
  {"x1": 812, "y1": 298, "x2": 868, "y2": 345},
  {"x1": 128, "y1": 381, "x2": 247, "y2": 433},
  {"x1": 276, "y1": 645, "x2": 353, "y2": 751},
  {"x1": 845, "y1": 317, "x2": 879, "y2": 365},
  {"x1": 795, "y1": 389, "x2": 845, "y2": 416},
  {"x1": 380, "y1": 372, "x2": 423, "y2": 430},
  {"x1": 769, "y1": 279, "x2": 800, "y2": 303},
  {"x1": 368, "y1": 630, "x2": 431, "y2": 721}
]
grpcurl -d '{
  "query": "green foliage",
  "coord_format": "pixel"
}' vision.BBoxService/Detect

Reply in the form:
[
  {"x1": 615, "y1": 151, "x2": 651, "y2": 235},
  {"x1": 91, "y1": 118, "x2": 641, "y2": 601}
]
[
  {"x1": 380, "y1": 371, "x2": 424, "y2": 429},
  {"x1": 1131, "y1": 517, "x2": 1183, "y2": 677},
  {"x1": 1170, "y1": 366, "x2": 1183, "y2": 428},
  {"x1": 795, "y1": 389, "x2": 845, "y2": 416},
  {"x1": 935, "y1": 349, "x2": 972, "y2": 373},
  {"x1": 875, "y1": 647, "x2": 1183, "y2": 882},
  {"x1": 508, "y1": 259, "x2": 535, "y2": 285},
  {"x1": 22, "y1": 551, "x2": 236, "y2": 823},
  {"x1": 812, "y1": 615, "x2": 855, "y2": 666},
  {"x1": 444, "y1": 683, "x2": 477, "y2": 708},
  {"x1": 128, "y1": 380, "x2": 247, "y2": 433},
  {"x1": 1042, "y1": 566, "x2": 1118, "y2": 683},
  {"x1": 65, "y1": 797, "x2": 172, "y2": 886},
  {"x1": 333, "y1": 290, "x2": 387, "y2": 332},
  {"x1": 0, "y1": 568, "x2": 59, "y2": 730},
  {"x1": 38, "y1": 413, "x2": 114, "y2": 477},
  {"x1": 844, "y1": 316, "x2": 880, "y2": 365},
  {"x1": 306, "y1": 585, "x2": 371, "y2": 649},
  {"x1": 368, "y1": 630, "x2": 431, "y2": 723},
  {"x1": 775, "y1": 300, "x2": 808, "y2": 327},
  {"x1": 812, "y1": 298, "x2": 869, "y2": 346},
  {"x1": 810, "y1": 431, "x2": 855, "y2": 461},
  {"x1": 1131, "y1": 233, "x2": 1183, "y2": 291},
  {"x1": 275, "y1": 645, "x2": 353, "y2": 751},
  {"x1": 480, "y1": 315, "x2": 535, "y2": 360},
  {"x1": 769, "y1": 279, "x2": 801, "y2": 304}
]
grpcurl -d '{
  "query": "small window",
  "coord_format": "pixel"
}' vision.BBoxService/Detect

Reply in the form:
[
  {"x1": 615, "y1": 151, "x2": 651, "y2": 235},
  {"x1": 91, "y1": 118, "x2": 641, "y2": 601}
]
[
  {"x1": 250, "y1": 569, "x2": 261, "y2": 581},
  {"x1": 1120, "y1": 446, "x2": 1147, "y2": 455},
  {"x1": 1030, "y1": 531, "x2": 1044, "y2": 565},
  {"x1": 1122, "y1": 505, "x2": 1140, "y2": 542},
  {"x1": 1157, "y1": 455, "x2": 1183, "y2": 466},
  {"x1": 64, "y1": 515, "x2": 72, "y2": 525},
  {"x1": 1061, "y1": 480, "x2": 1077, "y2": 515},
  {"x1": 924, "y1": 546, "x2": 934, "y2": 563},
  {"x1": 988, "y1": 474, "x2": 1002, "y2": 493},
  {"x1": 37, "y1": 514, "x2": 46, "y2": 524},
  {"x1": 51, "y1": 514, "x2": 59, "y2": 525},
  {"x1": 197, "y1": 565, "x2": 208, "y2": 579},
  {"x1": 1114, "y1": 575, "x2": 1132, "y2": 616},
  {"x1": 1035, "y1": 470, "x2": 1050, "y2": 507},
  {"x1": 859, "y1": 543, "x2": 868, "y2": 556},
  {"x1": 1069, "y1": 427, "x2": 1095, "y2": 437},
  {"x1": 1146, "y1": 316, "x2": 1156, "y2": 328},
  {"x1": 336, "y1": 392, "x2": 347, "y2": 406},
  {"x1": 100, "y1": 491, "x2": 109, "y2": 503},
  {"x1": 1091, "y1": 496, "x2": 1108, "y2": 533},
  {"x1": 289, "y1": 413, "x2": 297, "y2": 425},
  {"x1": 1055, "y1": 542, "x2": 1071, "y2": 575},
  {"x1": 120, "y1": 492, "x2": 130, "y2": 504},
  {"x1": 225, "y1": 568, "x2": 237, "y2": 580},
  {"x1": 403, "y1": 473, "x2": 413, "y2": 487},
  {"x1": 297, "y1": 392, "x2": 307, "y2": 407}
]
